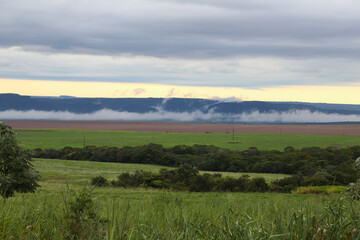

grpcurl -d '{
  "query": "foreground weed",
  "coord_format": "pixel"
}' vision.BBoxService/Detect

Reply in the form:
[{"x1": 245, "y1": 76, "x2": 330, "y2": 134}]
[{"x1": 62, "y1": 187, "x2": 106, "y2": 239}]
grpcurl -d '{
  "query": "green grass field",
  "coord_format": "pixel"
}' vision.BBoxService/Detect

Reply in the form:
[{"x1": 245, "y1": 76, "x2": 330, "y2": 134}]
[
  {"x1": 3, "y1": 128, "x2": 360, "y2": 239},
  {"x1": 16, "y1": 128, "x2": 360, "y2": 151},
  {"x1": 2, "y1": 157, "x2": 360, "y2": 239}
]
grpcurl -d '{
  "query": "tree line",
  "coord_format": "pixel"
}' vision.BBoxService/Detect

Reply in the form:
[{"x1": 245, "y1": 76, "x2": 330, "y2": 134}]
[
  {"x1": 91, "y1": 164, "x2": 270, "y2": 192},
  {"x1": 33, "y1": 143, "x2": 360, "y2": 189},
  {"x1": 91, "y1": 162, "x2": 359, "y2": 193}
]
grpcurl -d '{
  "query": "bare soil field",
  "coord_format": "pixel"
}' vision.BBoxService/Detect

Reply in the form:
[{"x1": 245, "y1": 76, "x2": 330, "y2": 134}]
[{"x1": 5, "y1": 120, "x2": 360, "y2": 136}]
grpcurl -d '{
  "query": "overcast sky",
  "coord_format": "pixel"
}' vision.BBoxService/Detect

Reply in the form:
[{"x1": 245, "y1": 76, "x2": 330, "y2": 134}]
[{"x1": 1, "y1": 0, "x2": 360, "y2": 95}]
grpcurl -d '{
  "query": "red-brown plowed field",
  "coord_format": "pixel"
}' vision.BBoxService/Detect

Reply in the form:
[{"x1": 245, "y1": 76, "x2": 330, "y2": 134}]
[{"x1": 4, "y1": 120, "x2": 360, "y2": 136}]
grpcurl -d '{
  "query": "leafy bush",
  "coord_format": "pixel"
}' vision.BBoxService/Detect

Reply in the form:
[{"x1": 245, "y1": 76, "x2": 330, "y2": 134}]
[
  {"x1": 270, "y1": 174, "x2": 304, "y2": 193},
  {"x1": 91, "y1": 176, "x2": 108, "y2": 187},
  {"x1": 249, "y1": 177, "x2": 269, "y2": 192},
  {"x1": 302, "y1": 176, "x2": 331, "y2": 186}
]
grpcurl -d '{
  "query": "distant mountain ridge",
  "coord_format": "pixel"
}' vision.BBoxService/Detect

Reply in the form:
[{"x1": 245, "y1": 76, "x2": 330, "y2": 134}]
[{"x1": 1, "y1": 93, "x2": 360, "y2": 123}]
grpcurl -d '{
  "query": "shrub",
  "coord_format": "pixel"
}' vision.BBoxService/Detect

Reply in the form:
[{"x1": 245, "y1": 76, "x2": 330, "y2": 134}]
[
  {"x1": 302, "y1": 176, "x2": 331, "y2": 186},
  {"x1": 214, "y1": 176, "x2": 239, "y2": 192},
  {"x1": 248, "y1": 177, "x2": 269, "y2": 192},
  {"x1": 63, "y1": 188, "x2": 105, "y2": 239},
  {"x1": 91, "y1": 176, "x2": 108, "y2": 187},
  {"x1": 270, "y1": 174, "x2": 303, "y2": 193},
  {"x1": 189, "y1": 173, "x2": 215, "y2": 192}
]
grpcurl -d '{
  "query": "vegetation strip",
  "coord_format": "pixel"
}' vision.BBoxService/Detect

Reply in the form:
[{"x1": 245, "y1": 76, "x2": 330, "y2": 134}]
[
  {"x1": 33, "y1": 143, "x2": 360, "y2": 192},
  {"x1": 91, "y1": 165, "x2": 270, "y2": 193}
]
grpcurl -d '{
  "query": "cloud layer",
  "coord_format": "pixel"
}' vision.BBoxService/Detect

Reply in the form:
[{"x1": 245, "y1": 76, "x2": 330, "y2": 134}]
[
  {"x1": 1, "y1": 109, "x2": 360, "y2": 123},
  {"x1": 2, "y1": 0, "x2": 360, "y2": 59},
  {"x1": 1, "y1": 0, "x2": 360, "y2": 89}
]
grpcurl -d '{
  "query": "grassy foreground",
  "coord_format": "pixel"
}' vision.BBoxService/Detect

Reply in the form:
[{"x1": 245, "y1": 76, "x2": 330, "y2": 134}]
[
  {"x1": 1, "y1": 158, "x2": 360, "y2": 239},
  {"x1": 16, "y1": 128, "x2": 360, "y2": 151},
  {"x1": 4, "y1": 189, "x2": 358, "y2": 239}
]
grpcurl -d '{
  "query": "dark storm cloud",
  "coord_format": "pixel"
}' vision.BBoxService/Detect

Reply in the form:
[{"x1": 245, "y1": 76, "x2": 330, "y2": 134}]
[{"x1": 1, "y1": 0, "x2": 360, "y2": 59}]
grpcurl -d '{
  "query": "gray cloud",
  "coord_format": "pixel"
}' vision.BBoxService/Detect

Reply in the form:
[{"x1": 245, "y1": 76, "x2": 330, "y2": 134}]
[
  {"x1": 132, "y1": 88, "x2": 146, "y2": 96},
  {"x1": 2, "y1": 0, "x2": 360, "y2": 89},
  {"x1": 1, "y1": 0, "x2": 360, "y2": 59},
  {"x1": 1, "y1": 109, "x2": 360, "y2": 123},
  {"x1": 211, "y1": 96, "x2": 243, "y2": 102}
]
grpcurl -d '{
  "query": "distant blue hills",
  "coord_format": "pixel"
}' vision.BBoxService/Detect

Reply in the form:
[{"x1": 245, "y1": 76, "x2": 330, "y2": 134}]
[{"x1": 1, "y1": 93, "x2": 360, "y2": 123}]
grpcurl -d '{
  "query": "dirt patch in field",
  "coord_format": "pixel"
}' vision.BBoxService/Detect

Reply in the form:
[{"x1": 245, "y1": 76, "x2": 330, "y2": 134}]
[
  {"x1": 5, "y1": 120, "x2": 360, "y2": 136},
  {"x1": 41, "y1": 178, "x2": 70, "y2": 181},
  {"x1": 14, "y1": 129, "x2": 50, "y2": 133}
]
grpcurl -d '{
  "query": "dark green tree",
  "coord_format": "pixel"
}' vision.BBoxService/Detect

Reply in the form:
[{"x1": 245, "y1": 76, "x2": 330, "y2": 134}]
[{"x1": 0, "y1": 122, "x2": 40, "y2": 199}]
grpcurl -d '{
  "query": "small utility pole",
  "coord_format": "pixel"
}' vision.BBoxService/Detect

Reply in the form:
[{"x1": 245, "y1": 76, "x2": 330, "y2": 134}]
[
  {"x1": 232, "y1": 128, "x2": 235, "y2": 141},
  {"x1": 83, "y1": 136, "x2": 86, "y2": 148}
]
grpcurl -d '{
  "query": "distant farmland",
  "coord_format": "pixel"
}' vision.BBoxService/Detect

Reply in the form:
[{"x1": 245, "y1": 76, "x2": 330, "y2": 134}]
[
  {"x1": 12, "y1": 129, "x2": 360, "y2": 151},
  {"x1": 6, "y1": 120, "x2": 360, "y2": 135}
]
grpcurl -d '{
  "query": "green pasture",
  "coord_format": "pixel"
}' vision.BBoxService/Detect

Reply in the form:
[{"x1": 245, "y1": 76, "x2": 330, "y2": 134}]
[
  {"x1": 3, "y1": 185, "x2": 336, "y2": 239},
  {"x1": 3, "y1": 128, "x2": 360, "y2": 238},
  {"x1": 2, "y1": 157, "x2": 360, "y2": 239},
  {"x1": 16, "y1": 128, "x2": 360, "y2": 151},
  {"x1": 33, "y1": 158, "x2": 289, "y2": 183}
]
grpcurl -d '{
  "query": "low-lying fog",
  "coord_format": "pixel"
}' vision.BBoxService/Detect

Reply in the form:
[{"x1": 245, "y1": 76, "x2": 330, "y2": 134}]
[{"x1": 1, "y1": 109, "x2": 360, "y2": 123}]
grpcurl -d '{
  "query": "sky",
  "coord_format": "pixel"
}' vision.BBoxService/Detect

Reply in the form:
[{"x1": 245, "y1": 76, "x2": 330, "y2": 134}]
[{"x1": 1, "y1": 0, "x2": 360, "y2": 104}]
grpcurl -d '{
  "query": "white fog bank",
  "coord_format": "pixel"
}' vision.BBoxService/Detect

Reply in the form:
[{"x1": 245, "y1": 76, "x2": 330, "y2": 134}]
[{"x1": 1, "y1": 109, "x2": 360, "y2": 123}]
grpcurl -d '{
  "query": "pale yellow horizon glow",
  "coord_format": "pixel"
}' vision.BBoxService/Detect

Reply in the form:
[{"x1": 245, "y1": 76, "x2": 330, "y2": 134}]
[{"x1": 1, "y1": 79, "x2": 360, "y2": 104}]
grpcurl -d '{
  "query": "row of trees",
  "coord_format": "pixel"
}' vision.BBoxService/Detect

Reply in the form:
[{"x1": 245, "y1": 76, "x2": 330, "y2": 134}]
[
  {"x1": 34, "y1": 144, "x2": 360, "y2": 185},
  {"x1": 92, "y1": 165, "x2": 270, "y2": 192},
  {"x1": 92, "y1": 163, "x2": 358, "y2": 193}
]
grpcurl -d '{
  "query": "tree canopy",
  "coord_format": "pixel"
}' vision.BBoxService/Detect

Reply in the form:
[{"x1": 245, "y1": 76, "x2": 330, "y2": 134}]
[{"x1": 0, "y1": 122, "x2": 40, "y2": 199}]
